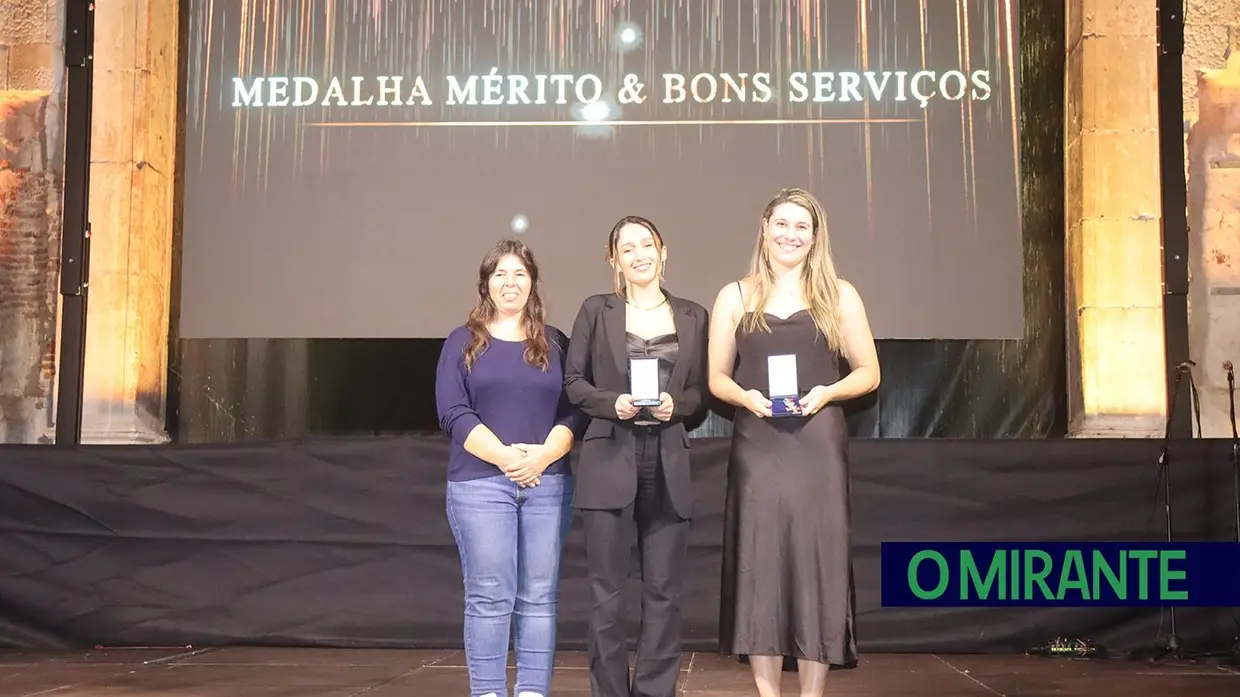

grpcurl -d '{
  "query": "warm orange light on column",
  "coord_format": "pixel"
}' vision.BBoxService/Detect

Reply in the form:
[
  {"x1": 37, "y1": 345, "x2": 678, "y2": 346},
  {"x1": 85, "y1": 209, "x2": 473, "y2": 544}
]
[
  {"x1": 1066, "y1": 0, "x2": 1167, "y2": 435},
  {"x1": 78, "y1": 0, "x2": 179, "y2": 442}
]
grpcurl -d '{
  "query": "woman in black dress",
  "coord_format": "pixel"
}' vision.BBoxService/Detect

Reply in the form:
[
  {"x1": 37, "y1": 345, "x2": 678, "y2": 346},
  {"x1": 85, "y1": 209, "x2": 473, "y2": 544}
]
[{"x1": 707, "y1": 188, "x2": 880, "y2": 697}]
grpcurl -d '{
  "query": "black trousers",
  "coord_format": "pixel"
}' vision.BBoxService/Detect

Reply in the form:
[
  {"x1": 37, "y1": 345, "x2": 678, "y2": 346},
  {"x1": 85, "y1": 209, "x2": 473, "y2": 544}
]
[{"x1": 580, "y1": 427, "x2": 691, "y2": 697}]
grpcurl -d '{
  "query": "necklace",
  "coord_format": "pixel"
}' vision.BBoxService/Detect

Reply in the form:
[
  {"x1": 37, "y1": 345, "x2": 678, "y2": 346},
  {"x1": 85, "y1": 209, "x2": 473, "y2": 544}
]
[{"x1": 626, "y1": 295, "x2": 668, "y2": 311}]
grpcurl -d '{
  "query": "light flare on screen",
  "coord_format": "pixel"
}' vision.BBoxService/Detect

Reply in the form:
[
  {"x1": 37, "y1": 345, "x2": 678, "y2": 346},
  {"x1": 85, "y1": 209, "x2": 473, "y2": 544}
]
[{"x1": 182, "y1": 0, "x2": 1024, "y2": 341}]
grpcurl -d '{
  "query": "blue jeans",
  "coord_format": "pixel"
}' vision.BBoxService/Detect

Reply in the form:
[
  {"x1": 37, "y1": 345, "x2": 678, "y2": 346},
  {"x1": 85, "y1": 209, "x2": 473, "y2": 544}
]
[{"x1": 447, "y1": 473, "x2": 574, "y2": 697}]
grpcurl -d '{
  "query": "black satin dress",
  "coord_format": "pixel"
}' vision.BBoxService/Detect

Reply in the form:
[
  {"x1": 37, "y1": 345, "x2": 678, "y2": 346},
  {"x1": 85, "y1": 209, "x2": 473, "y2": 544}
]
[{"x1": 718, "y1": 310, "x2": 858, "y2": 669}]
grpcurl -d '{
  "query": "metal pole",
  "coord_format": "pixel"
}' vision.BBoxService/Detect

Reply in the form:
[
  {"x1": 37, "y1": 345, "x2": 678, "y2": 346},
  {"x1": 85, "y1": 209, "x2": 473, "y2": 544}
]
[
  {"x1": 1156, "y1": 1, "x2": 1191, "y2": 439},
  {"x1": 54, "y1": 2, "x2": 96, "y2": 446}
]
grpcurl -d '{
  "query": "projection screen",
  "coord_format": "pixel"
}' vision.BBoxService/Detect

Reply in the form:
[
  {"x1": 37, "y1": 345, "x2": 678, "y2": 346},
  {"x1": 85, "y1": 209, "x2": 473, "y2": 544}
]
[{"x1": 182, "y1": 0, "x2": 1023, "y2": 340}]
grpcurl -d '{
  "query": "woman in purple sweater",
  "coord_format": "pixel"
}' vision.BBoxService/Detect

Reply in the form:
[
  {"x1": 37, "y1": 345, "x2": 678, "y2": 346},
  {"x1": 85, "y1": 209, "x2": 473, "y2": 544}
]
[{"x1": 435, "y1": 238, "x2": 583, "y2": 697}]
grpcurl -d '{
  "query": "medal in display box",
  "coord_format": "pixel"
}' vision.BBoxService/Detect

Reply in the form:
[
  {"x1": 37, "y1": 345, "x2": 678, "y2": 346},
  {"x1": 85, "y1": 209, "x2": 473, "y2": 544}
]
[
  {"x1": 630, "y1": 357, "x2": 662, "y2": 407},
  {"x1": 768, "y1": 354, "x2": 803, "y2": 417}
]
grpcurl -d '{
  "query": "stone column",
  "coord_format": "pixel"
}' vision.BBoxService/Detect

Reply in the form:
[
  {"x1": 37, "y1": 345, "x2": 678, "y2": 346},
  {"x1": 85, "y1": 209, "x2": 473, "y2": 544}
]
[
  {"x1": 1183, "y1": 3, "x2": 1240, "y2": 436},
  {"x1": 1065, "y1": 0, "x2": 1167, "y2": 437},
  {"x1": 0, "y1": 1, "x2": 64, "y2": 444},
  {"x1": 79, "y1": 0, "x2": 179, "y2": 443}
]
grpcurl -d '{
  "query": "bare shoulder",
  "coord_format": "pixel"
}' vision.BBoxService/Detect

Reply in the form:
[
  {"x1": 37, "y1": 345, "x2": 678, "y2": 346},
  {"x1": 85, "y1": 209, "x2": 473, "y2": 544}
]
[
  {"x1": 836, "y1": 279, "x2": 873, "y2": 328},
  {"x1": 837, "y1": 279, "x2": 864, "y2": 306},
  {"x1": 711, "y1": 278, "x2": 748, "y2": 319}
]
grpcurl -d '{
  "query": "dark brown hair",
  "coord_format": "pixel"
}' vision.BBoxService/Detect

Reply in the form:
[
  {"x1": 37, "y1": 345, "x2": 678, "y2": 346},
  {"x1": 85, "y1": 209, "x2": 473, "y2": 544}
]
[
  {"x1": 463, "y1": 238, "x2": 551, "y2": 371},
  {"x1": 605, "y1": 215, "x2": 666, "y2": 297}
]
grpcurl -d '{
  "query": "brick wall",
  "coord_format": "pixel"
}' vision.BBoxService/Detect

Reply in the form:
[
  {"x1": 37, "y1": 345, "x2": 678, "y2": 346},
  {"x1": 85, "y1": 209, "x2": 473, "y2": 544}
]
[
  {"x1": 1184, "y1": 1, "x2": 1240, "y2": 436},
  {"x1": 0, "y1": 0, "x2": 64, "y2": 443},
  {"x1": 1185, "y1": 1, "x2": 1240, "y2": 123}
]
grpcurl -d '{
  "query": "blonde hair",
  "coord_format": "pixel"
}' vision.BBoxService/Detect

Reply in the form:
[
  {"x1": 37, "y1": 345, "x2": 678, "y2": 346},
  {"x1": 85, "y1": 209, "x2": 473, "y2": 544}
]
[{"x1": 739, "y1": 188, "x2": 846, "y2": 356}]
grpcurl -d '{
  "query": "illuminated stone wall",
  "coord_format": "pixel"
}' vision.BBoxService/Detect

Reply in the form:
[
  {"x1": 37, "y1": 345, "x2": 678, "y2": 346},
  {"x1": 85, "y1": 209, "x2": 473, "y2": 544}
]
[
  {"x1": 1185, "y1": 1, "x2": 1240, "y2": 436},
  {"x1": 0, "y1": 1, "x2": 63, "y2": 443},
  {"x1": 1065, "y1": 0, "x2": 1167, "y2": 436},
  {"x1": 79, "y1": 0, "x2": 180, "y2": 443},
  {"x1": 0, "y1": 1, "x2": 180, "y2": 444},
  {"x1": 1064, "y1": 0, "x2": 1240, "y2": 438}
]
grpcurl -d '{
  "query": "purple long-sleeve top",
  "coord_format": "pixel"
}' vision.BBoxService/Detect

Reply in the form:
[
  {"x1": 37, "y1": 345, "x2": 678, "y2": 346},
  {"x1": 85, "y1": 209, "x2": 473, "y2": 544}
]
[{"x1": 435, "y1": 324, "x2": 583, "y2": 481}]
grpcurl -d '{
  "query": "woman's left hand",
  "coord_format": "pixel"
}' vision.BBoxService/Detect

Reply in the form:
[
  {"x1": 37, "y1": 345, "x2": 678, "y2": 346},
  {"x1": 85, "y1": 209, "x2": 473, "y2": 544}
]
[
  {"x1": 652, "y1": 392, "x2": 675, "y2": 422},
  {"x1": 508, "y1": 444, "x2": 548, "y2": 487},
  {"x1": 798, "y1": 385, "x2": 835, "y2": 416}
]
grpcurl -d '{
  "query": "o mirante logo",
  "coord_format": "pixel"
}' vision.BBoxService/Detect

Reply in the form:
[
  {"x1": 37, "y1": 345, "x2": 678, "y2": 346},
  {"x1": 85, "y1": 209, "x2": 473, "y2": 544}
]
[{"x1": 880, "y1": 542, "x2": 1240, "y2": 607}]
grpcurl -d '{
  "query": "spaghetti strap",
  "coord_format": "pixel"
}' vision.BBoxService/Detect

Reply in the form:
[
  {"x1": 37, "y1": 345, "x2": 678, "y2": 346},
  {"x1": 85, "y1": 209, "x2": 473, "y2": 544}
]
[{"x1": 734, "y1": 280, "x2": 745, "y2": 305}]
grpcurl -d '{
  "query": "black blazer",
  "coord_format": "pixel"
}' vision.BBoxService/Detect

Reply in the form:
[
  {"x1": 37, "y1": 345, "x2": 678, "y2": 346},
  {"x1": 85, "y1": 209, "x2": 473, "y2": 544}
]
[{"x1": 563, "y1": 291, "x2": 709, "y2": 518}]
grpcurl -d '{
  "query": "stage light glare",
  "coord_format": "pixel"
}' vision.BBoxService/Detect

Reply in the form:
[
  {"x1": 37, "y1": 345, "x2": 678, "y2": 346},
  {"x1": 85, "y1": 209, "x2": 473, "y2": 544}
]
[
  {"x1": 571, "y1": 97, "x2": 620, "y2": 139},
  {"x1": 579, "y1": 101, "x2": 611, "y2": 122},
  {"x1": 615, "y1": 23, "x2": 643, "y2": 52},
  {"x1": 510, "y1": 214, "x2": 529, "y2": 233}
]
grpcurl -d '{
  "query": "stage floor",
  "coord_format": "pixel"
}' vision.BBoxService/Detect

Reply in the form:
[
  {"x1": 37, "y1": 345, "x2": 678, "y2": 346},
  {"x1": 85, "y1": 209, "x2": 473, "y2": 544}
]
[{"x1": 0, "y1": 647, "x2": 1236, "y2": 695}]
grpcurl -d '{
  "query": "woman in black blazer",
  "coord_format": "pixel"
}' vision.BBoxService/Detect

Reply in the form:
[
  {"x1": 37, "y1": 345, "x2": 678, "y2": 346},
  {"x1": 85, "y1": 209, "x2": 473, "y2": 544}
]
[{"x1": 564, "y1": 215, "x2": 709, "y2": 697}]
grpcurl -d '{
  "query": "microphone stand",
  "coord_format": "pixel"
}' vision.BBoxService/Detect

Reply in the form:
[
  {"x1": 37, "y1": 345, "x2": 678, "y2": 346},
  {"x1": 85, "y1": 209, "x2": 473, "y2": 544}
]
[
  {"x1": 1227, "y1": 362, "x2": 1238, "y2": 558},
  {"x1": 1218, "y1": 362, "x2": 1240, "y2": 664},
  {"x1": 1132, "y1": 362, "x2": 1194, "y2": 661},
  {"x1": 1187, "y1": 361, "x2": 1240, "y2": 666}
]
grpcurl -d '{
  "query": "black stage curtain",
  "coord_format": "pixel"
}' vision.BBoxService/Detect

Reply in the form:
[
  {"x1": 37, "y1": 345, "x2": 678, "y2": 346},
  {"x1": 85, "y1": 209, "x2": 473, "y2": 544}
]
[{"x1": 0, "y1": 436, "x2": 1234, "y2": 653}]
